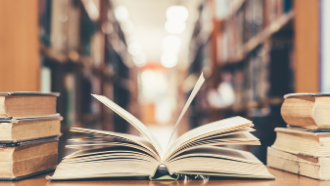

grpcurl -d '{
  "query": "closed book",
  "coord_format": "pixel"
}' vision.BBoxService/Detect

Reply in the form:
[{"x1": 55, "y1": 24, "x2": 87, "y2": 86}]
[
  {"x1": 267, "y1": 147, "x2": 330, "y2": 180},
  {"x1": 281, "y1": 93, "x2": 330, "y2": 129},
  {"x1": 272, "y1": 127, "x2": 330, "y2": 156},
  {"x1": 0, "y1": 114, "x2": 62, "y2": 143},
  {"x1": 0, "y1": 92, "x2": 60, "y2": 118},
  {"x1": 0, "y1": 136, "x2": 59, "y2": 180}
]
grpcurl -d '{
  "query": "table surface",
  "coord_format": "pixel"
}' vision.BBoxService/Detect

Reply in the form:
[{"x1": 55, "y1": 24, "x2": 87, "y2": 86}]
[{"x1": 1, "y1": 167, "x2": 330, "y2": 186}]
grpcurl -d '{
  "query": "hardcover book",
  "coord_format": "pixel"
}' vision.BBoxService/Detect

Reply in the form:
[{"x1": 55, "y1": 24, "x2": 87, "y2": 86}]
[
  {"x1": 281, "y1": 93, "x2": 330, "y2": 129},
  {"x1": 267, "y1": 147, "x2": 330, "y2": 180},
  {"x1": 272, "y1": 127, "x2": 330, "y2": 157},
  {"x1": 0, "y1": 136, "x2": 59, "y2": 180},
  {"x1": 0, "y1": 92, "x2": 59, "y2": 118},
  {"x1": 0, "y1": 114, "x2": 62, "y2": 143}
]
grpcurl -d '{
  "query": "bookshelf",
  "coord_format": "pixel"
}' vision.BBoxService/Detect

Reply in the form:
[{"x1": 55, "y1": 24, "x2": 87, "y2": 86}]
[
  {"x1": 187, "y1": 0, "x2": 319, "y2": 163},
  {"x1": 226, "y1": 10, "x2": 294, "y2": 63},
  {"x1": 38, "y1": 0, "x2": 138, "y2": 159}
]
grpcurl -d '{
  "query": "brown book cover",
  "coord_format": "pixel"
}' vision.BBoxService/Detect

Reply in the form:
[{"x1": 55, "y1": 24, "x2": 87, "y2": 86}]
[
  {"x1": 0, "y1": 114, "x2": 62, "y2": 143},
  {"x1": 281, "y1": 93, "x2": 330, "y2": 129},
  {"x1": 0, "y1": 136, "x2": 59, "y2": 180},
  {"x1": 0, "y1": 92, "x2": 60, "y2": 118},
  {"x1": 267, "y1": 147, "x2": 330, "y2": 180}
]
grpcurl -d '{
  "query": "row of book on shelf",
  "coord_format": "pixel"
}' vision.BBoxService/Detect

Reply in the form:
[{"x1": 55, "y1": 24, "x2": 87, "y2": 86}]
[
  {"x1": 39, "y1": 0, "x2": 134, "y2": 132},
  {"x1": 220, "y1": 40, "x2": 294, "y2": 109},
  {"x1": 219, "y1": 0, "x2": 293, "y2": 62}
]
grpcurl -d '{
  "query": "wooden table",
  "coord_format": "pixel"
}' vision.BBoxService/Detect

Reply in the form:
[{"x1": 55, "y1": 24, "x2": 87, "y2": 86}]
[{"x1": 1, "y1": 168, "x2": 330, "y2": 186}]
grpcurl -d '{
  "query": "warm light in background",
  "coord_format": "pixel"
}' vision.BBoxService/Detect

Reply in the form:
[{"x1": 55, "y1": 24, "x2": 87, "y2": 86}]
[
  {"x1": 128, "y1": 41, "x2": 141, "y2": 56},
  {"x1": 139, "y1": 70, "x2": 168, "y2": 100},
  {"x1": 162, "y1": 35, "x2": 181, "y2": 54},
  {"x1": 114, "y1": 5, "x2": 129, "y2": 22},
  {"x1": 128, "y1": 38, "x2": 147, "y2": 67},
  {"x1": 161, "y1": 5, "x2": 188, "y2": 68},
  {"x1": 207, "y1": 82, "x2": 235, "y2": 108},
  {"x1": 166, "y1": 6, "x2": 189, "y2": 22},
  {"x1": 164, "y1": 5, "x2": 188, "y2": 34},
  {"x1": 160, "y1": 35, "x2": 181, "y2": 68},
  {"x1": 114, "y1": 6, "x2": 148, "y2": 67},
  {"x1": 132, "y1": 53, "x2": 147, "y2": 67},
  {"x1": 115, "y1": 5, "x2": 134, "y2": 34},
  {"x1": 161, "y1": 53, "x2": 178, "y2": 68},
  {"x1": 164, "y1": 21, "x2": 186, "y2": 34}
]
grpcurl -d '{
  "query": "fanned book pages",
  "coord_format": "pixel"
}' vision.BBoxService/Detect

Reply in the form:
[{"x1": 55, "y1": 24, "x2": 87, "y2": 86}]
[{"x1": 51, "y1": 73, "x2": 274, "y2": 180}]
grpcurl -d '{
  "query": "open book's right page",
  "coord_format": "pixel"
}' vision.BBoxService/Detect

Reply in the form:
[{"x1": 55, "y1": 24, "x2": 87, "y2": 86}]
[
  {"x1": 164, "y1": 116, "x2": 256, "y2": 160},
  {"x1": 166, "y1": 73, "x2": 205, "y2": 153}
]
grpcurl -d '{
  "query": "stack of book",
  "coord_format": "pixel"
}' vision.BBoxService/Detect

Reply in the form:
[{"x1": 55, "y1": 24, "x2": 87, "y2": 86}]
[
  {"x1": 0, "y1": 92, "x2": 61, "y2": 180},
  {"x1": 267, "y1": 93, "x2": 330, "y2": 180}
]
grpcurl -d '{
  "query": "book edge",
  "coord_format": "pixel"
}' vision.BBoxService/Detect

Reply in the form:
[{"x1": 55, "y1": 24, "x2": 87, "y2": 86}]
[
  {"x1": 0, "y1": 168, "x2": 55, "y2": 181},
  {"x1": 284, "y1": 93, "x2": 330, "y2": 99},
  {"x1": 0, "y1": 92, "x2": 60, "y2": 97}
]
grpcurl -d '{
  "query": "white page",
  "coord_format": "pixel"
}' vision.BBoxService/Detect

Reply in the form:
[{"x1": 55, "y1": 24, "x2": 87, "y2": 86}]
[
  {"x1": 91, "y1": 94, "x2": 163, "y2": 158},
  {"x1": 164, "y1": 116, "x2": 253, "y2": 160},
  {"x1": 69, "y1": 127, "x2": 159, "y2": 160},
  {"x1": 166, "y1": 73, "x2": 205, "y2": 151}
]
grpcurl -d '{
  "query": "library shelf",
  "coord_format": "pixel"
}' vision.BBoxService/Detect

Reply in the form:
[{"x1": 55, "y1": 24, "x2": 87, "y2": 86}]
[
  {"x1": 210, "y1": 97, "x2": 284, "y2": 114},
  {"x1": 226, "y1": 10, "x2": 294, "y2": 64}
]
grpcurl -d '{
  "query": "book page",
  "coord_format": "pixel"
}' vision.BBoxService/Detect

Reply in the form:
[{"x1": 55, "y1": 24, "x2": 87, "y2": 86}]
[
  {"x1": 166, "y1": 73, "x2": 205, "y2": 151},
  {"x1": 168, "y1": 146, "x2": 263, "y2": 164},
  {"x1": 91, "y1": 94, "x2": 163, "y2": 157},
  {"x1": 164, "y1": 116, "x2": 253, "y2": 160},
  {"x1": 69, "y1": 127, "x2": 160, "y2": 161},
  {"x1": 165, "y1": 147, "x2": 274, "y2": 179},
  {"x1": 167, "y1": 131, "x2": 259, "y2": 161}
]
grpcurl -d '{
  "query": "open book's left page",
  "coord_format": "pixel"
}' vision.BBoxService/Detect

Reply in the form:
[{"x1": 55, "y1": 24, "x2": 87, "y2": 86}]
[
  {"x1": 91, "y1": 94, "x2": 163, "y2": 158},
  {"x1": 51, "y1": 125, "x2": 162, "y2": 180}
]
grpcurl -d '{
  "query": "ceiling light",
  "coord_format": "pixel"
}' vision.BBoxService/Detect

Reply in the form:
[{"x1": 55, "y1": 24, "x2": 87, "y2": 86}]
[
  {"x1": 165, "y1": 21, "x2": 186, "y2": 34},
  {"x1": 161, "y1": 53, "x2": 178, "y2": 68},
  {"x1": 128, "y1": 41, "x2": 141, "y2": 56},
  {"x1": 162, "y1": 35, "x2": 181, "y2": 54},
  {"x1": 166, "y1": 6, "x2": 189, "y2": 22},
  {"x1": 133, "y1": 53, "x2": 147, "y2": 67},
  {"x1": 115, "y1": 6, "x2": 129, "y2": 22}
]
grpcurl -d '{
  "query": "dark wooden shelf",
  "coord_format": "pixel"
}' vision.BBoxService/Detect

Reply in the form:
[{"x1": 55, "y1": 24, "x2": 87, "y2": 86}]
[
  {"x1": 40, "y1": 42, "x2": 95, "y2": 66},
  {"x1": 225, "y1": 10, "x2": 294, "y2": 64},
  {"x1": 210, "y1": 97, "x2": 284, "y2": 113}
]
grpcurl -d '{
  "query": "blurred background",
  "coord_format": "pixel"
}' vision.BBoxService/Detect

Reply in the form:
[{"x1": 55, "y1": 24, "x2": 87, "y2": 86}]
[{"x1": 0, "y1": 0, "x2": 327, "y2": 164}]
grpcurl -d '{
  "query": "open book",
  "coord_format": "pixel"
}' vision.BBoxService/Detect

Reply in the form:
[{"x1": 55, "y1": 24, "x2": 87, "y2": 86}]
[{"x1": 51, "y1": 73, "x2": 274, "y2": 180}]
